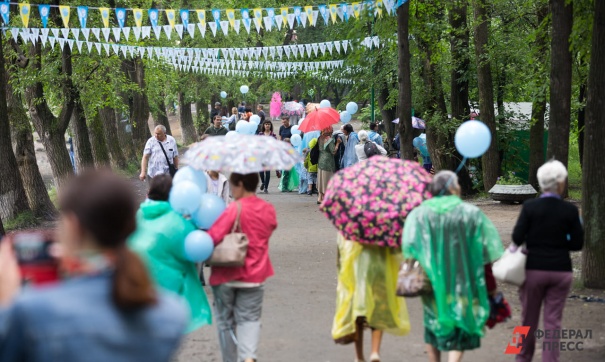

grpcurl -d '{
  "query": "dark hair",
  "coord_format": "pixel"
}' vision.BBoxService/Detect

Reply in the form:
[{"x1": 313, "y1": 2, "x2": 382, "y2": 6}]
[
  {"x1": 245, "y1": 107, "x2": 252, "y2": 113},
  {"x1": 148, "y1": 174, "x2": 172, "y2": 201},
  {"x1": 343, "y1": 124, "x2": 354, "y2": 133},
  {"x1": 262, "y1": 120, "x2": 274, "y2": 132},
  {"x1": 59, "y1": 170, "x2": 156, "y2": 310},
  {"x1": 369, "y1": 122, "x2": 378, "y2": 131},
  {"x1": 230, "y1": 173, "x2": 259, "y2": 192},
  {"x1": 257, "y1": 104, "x2": 264, "y2": 110},
  {"x1": 281, "y1": 116, "x2": 290, "y2": 122}
]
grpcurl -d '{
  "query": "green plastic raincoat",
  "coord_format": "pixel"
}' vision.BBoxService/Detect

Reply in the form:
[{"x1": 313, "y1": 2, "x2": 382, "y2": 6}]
[
  {"x1": 402, "y1": 196, "x2": 503, "y2": 342},
  {"x1": 128, "y1": 200, "x2": 212, "y2": 333}
]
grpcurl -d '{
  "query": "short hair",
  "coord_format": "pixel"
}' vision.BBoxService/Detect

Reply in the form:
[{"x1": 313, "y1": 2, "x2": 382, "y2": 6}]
[
  {"x1": 215, "y1": 102, "x2": 221, "y2": 106},
  {"x1": 537, "y1": 160, "x2": 568, "y2": 192},
  {"x1": 213, "y1": 115, "x2": 222, "y2": 121},
  {"x1": 358, "y1": 130, "x2": 369, "y2": 142},
  {"x1": 230, "y1": 173, "x2": 259, "y2": 192},
  {"x1": 429, "y1": 170, "x2": 459, "y2": 196},
  {"x1": 281, "y1": 116, "x2": 290, "y2": 121},
  {"x1": 154, "y1": 125, "x2": 166, "y2": 133},
  {"x1": 148, "y1": 174, "x2": 172, "y2": 201},
  {"x1": 245, "y1": 107, "x2": 252, "y2": 113},
  {"x1": 257, "y1": 105, "x2": 264, "y2": 110},
  {"x1": 242, "y1": 101, "x2": 246, "y2": 105},
  {"x1": 343, "y1": 124, "x2": 354, "y2": 133},
  {"x1": 369, "y1": 122, "x2": 378, "y2": 131}
]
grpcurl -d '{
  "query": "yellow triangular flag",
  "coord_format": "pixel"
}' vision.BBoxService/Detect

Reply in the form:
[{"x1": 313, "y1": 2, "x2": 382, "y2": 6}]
[
  {"x1": 165, "y1": 9, "x2": 176, "y2": 28},
  {"x1": 329, "y1": 4, "x2": 338, "y2": 24},
  {"x1": 253, "y1": 8, "x2": 263, "y2": 28},
  {"x1": 19, "y1": 3, "x2": 30, "y2": 28},
  {"x1": 99, "y1": 7, "x2": 110, "y2": 28},
  {"x1": 280, "y1": 7, "x2": 288, "y2": 18},
  {"x1": 196, "y1": 9, "x2": 206, "y2": 27},
  {"x1": 352, "y1": 2, "x2": 361, "y2": 18},
  {"x1": 226, "y1": 9, "x2": 235, "y2": 29},
  {"x1": 133, "y1": 9, "x2": 143, "y2": 28},
  {"x1": 59, "y1": 5, "x2": 70, "y2": 28},
  {"x1": 376, "y1": 0, "x2": 383, "y2": 18},
  {"x1": 304, "y1": 5, "x2": 313, "y2": 18}
]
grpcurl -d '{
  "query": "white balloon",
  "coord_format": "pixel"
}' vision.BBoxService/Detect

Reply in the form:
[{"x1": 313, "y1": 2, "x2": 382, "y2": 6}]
[
  {"x1": 290, "y1": 134, "x2": 302, "y2": 147},
  {"x1": 220, "y1": 91, "x2": 227, "y2": 99},
  {"x1": 250, "y1": 115, "x2": 261, "y2": 125},
  {"x1": 240, "y1": 85, "x2": 249, "y2": 94},
  {"x1": 346, "y1": 102, "x2": 358, "y2": 115},
  {"x1": 291, "y1": 125, "x2": 301, "y2": 135},
  {"x1": 319, "y1": 99, "x2": 331, "y2": 108}
]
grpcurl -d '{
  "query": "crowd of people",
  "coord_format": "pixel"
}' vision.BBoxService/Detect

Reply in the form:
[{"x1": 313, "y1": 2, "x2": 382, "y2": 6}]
[{"x1": 0, "y1": 92, "x2": 585, "y2": 362}]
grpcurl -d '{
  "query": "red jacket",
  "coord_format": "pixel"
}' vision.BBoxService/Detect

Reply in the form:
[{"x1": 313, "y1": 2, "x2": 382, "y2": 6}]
[{"x1": 207, "y1": 195, "x2": 277, "y2": 286}]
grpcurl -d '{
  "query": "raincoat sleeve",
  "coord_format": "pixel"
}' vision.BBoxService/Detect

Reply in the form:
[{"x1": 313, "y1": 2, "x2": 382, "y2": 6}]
[
  {"x1": 478, "y1": 212, "x2": 504, "y2": 264},
  {"x1": 208, "y1": 204, "x2": 238, "y2": 245}
]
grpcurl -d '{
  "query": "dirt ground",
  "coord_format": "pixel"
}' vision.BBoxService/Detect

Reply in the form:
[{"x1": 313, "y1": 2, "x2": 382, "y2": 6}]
[{"x1": 32, "y1": 113, "x2": 605, "y2": 362}]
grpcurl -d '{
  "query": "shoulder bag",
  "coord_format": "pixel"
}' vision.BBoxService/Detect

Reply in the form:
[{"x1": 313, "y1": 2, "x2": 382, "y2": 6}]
[
  {"x1": 396, "y1": 258, "x2": 433, "y2": 297},
  {"x1": 206, "y1": 202, "x2": 249, "y2": 267},
  {"x1": 157, "y1": 140, "x2": 177, "y2": 177}
]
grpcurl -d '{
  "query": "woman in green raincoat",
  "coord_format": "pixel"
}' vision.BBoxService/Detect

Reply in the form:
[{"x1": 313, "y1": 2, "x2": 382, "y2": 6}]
[
  {"x1": 402, "y1": 171, "x2": 503, "y2": 362},
  {"x1": 128, "y1": 175, "x2": 212, "y2": 333}
]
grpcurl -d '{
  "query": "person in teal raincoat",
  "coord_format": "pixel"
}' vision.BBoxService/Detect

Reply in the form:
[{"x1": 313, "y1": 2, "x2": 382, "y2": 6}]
[{"x1": 129, "y1": 175, "x2": 212, "y2": 333}]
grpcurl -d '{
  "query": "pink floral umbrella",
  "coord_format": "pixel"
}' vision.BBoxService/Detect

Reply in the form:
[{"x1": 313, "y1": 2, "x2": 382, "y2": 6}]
[{"x1": 320, "y1": 156, "x2": 432, "y2": 247}]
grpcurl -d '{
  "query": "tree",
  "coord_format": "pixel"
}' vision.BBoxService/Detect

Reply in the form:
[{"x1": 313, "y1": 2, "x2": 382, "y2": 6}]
[
  {"x1": 397, "y1": 1, "x2": 414, "y2": 160},
  {"x1": 0, "y1": 34, "x2": 32, "y2": 221},
  {"x1": 88, "y1": 111, "x2": 111, "y2": 167},
  {"x1": 473, "y1": 0, "x2": 500, "y2": 191},
  {"x1": 122, "y1": 57, "x2": 151, "y2": 156},
  {"x1": 178, "y1": 91, "x2": 198, "y2": 144},
  {"x1": 99, "y1": 105, "x2": 128, "y2": 169},
  {"x1": 69, "y1": 98, "x2": 95, "y2": 171},
  {"x1": 547, "y1": 0, "x2": 573, "y2": 193},
  {"x1": 582, "y1": 0, "x2": 605, "y2": 289}
]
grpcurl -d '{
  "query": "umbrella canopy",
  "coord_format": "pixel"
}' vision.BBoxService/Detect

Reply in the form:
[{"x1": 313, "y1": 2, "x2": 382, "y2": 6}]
[
  {"x1": 298, "y1": 107, "x2": 340, "y2": 133},
  {"x1": 320, "y1": 156, "x2": 432, "y2": 247},
  {"x1": 281, "y1": 101, "x2": 304, "y2": 116},
  {"x1": 392, "y1": 117, "x2": 426, "y2": 129},
  {"x1": 183, "y1": 134, "x2": 302, "y2": 174}
]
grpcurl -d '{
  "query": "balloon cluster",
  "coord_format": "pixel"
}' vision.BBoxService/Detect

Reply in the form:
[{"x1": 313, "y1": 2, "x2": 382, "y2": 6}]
[
  {"x1": 235, "y1": 120, "x2": 258, "y2": 135},
  {"x1": 169, "y1": 167, "x2": 227, "y2": 262}
]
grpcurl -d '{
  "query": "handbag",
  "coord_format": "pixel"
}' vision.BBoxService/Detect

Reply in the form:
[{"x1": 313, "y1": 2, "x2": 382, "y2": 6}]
[
  {"x1": 206, "y1": 202, "x2": 249, "y2": 267},
  {"x1": 157, "y1": 140, "x2": 177, "y2": 177},
  {"x1": 492, "y1": 247, "x2": 527, "y2": 286},
  {"x1": 396, "y1": 258, "x2": 433, "y2": 297}
]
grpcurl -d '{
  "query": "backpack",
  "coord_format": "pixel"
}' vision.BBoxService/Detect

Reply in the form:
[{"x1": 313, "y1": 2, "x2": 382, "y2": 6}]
[
  {"x1": 310, "y1": 142, "x2": 319, "y2": 165},
  {"x1": 364, "y1": 141, "x2": 380, "y2": 158},
  {"x1": 333, "y1": 134, "x2": 345, "y2": 170}
]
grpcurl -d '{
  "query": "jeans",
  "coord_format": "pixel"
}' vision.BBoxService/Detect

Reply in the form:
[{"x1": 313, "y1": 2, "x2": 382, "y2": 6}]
[
  {"x1": 259, "y1": 171, "x2": 270, "y2": 189},
  {"x1": 212, "y1": 285, "x2": 265, "y2": 362}
]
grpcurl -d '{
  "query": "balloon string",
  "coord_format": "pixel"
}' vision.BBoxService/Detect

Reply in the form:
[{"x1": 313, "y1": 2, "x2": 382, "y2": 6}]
[{"x1": 439, "y1": 157, "x2": 467, "y2": 196}]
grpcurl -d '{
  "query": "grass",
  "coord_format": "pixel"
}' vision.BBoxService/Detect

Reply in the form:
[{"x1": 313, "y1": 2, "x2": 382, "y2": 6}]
[
  {"x1": 568, "y1": 141, "x2": 582, "y2": 201},
  {"x1": 48, "y1": 186, "x2": 59, "y2": 208},
  {"x1": 114, "y1": 161, "x2": 141, "y2": 179},
  {"x1": 4, "y1": 211, "x2": 38, "y2": 231}
]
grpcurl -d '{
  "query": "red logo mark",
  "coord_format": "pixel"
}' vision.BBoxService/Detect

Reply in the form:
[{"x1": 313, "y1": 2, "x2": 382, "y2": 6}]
[{"x1": 505, "y1": 326, "x2": 531, "y2": 354}]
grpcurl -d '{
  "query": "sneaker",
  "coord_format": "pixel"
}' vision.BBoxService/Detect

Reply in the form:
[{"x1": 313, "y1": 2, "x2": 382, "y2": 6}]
[
  {"x1": 307, "y1": 191, "x2": 313, "y2": 196},
  {"x1": 260, "y1": 185, "x2": 265, "y2": 191},
  {"x1": 264, "y1": 189, "x2": 268, "y2": 194}
]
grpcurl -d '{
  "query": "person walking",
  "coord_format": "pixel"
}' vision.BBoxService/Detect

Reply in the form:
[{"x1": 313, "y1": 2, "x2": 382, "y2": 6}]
[
  {"x1": 355, "y1": 130, "x2": 387, "y2": 162},
  {"x1": 278, "y1": 117, "x2": 294, "y2": 189},
  {"x1": 211, "y1": 102, "x2": 222, "y2": 120},
  {"x1": 0, "y1": 170, "x2": 188, "y2": 361},
  {"x1": 511, "y1": 160, "x2": 584, "y2": 362},
  {"x1": 367, "y1": 123, "x2": 384, "y2": 147},
  {"x1": 257, "y1": 105, "x2": 266, "y2": 123},
  {"x1": 304, "y1": 138, "x2": 319, "y2": 196},
  {"x1": 402, "y1": 171, "x2": 504, "y2": 362},
  {"x1": 129, "y1": 175, "x2": 212, "y2": 333},
  {"x1": 205, "y1": 115, "x2": 229, "y2": 136},
  {"x1": 318, "y1": 127, "x2": 342, "y2": 204},
  {"x1": 341, "y1": 124, "x2": 359, "y2": 169},
  {"x1": 207, "y1": 173, "x2": 278, "y2": 362},
  {"x1": 257, "y1": 121, "x2": 277, "y2": 193},
  {"x1": 206, "y1": 171, "x2": 231, "y2": 205},
  {"x1": 139, "y1": 125, "x2": 179, "y2": 182}
]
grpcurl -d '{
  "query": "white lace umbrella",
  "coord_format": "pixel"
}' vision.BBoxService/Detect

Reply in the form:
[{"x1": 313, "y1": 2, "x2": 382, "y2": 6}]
[{"x1": 183, "y1": 135, "x2": 302, "y2": 174}]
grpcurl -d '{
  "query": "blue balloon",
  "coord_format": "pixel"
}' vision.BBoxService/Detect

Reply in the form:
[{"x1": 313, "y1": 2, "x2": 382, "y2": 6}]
[
  {"x1": 235, "y1": 120, "x2": 249, "y2": 133},
  {"x1": 455, "y1": 120, "x2": 492, "y2": 158},
  {"x1": 346, "y1": 102, "x2": 358, "y2": 115},
  {"x1": 290, "y1": 134, "x2": 302, "y2": 147},
  {"x1": 291, "y1": 125, "x2": 301, "y2": 135},
  {"x1": 169, "y1": 181, "x2": 202, "y2": 215},
  {"x1": 340, "y1": 111, "x2": 351, "y2": 124},
  {"x1": 220, "y1": 91, "x2": 227, "y2": 98},
  {"x1": 319, "y1": 99, "x2": 331, "y2": 108},
  {"x1": 245, "y1": 121, "x2": 258, "y2": 135},
  {"x1": 184, "y1": 230, "x2": 214, "y2": 262},
  {"x1": 192, "y1": 193, "x2": 227, "y2": 229},
  {"x1": 173, "y1": 166, "x2": 208, "y2": 193}
]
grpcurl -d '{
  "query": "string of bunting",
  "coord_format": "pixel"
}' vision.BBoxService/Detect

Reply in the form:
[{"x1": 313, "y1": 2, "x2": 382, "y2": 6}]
[
  {"x1": 5, "y1": 27, "x2": 385, "y2": 61},
  {"x1": 0, "y1": 1, "x2": 408, "y2": 37}
]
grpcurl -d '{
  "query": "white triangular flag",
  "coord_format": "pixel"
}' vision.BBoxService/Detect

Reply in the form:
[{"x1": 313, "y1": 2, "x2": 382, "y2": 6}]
[
  {"x1": 112, "y1": 27, "x2": 121, "y2": 42},
  {"x1": 312, "y1": 11, "x2": 319, "y2": 26},
  {"x1": 277, "y1": 46, "x2": 283, "y2": 59},
  {"x1": 41, "y1": 33, "x2": 48, "y2": 46},
  {"x1": 49, "y1": 36, "x2": 56, "y2": 49},
  {"x1": 76, "y1": 40, "x2": 83, "y2": 52},
  {"x1": 112, "y1": 44, "x2": 119, "y2": 55},
  {"x1": 334, "y1": 41, "x2": 341, "y2": 54},
  {"x1": 233, "y1": 19, "x2": 240, "y2": 34},
  {"x1": 139, "y1": 47, "x2": 145, "y2": 58},
  {"x1": 20, "y1": 30, "x2": 29, "y2": 44},
  {"x1": 208, "y1": 22, "x2": 218, "y2": 37},
  {"x1": 188, "y1": 24, "x2": 196, "y2": 37},
  {"x1": 255, "y1": 48, "x2": 262, "y2": 60},
  {"x1": 142, "y1": 26, "x2": 151, "y2": 38},
  {"x1": 305, "y1": 44, "x2": 312, "y2": 58},
  {"x1": 373, "y1": 37, "x2": 379, "y2": 48},
  {"x1": 197, "y1": 23, "x2": 206, "y2": 38},
  {"x1": 343, "y1": 40, "x2": 349, "y2": 53},
  {"x1": 133, "y1": 27, "x2": 141, "y2": 41},
  {"x1": 163, "y1": 25, "x2": 172, "y2": 39},
  {"x1": 220, "y1": 21, "x2": 229, "y2": 36},
  {"x1": 81, "y1": 28, "x2": 90, "y2": 41},
  {"x1": 297, "y1": 44, "x2": 305, "y2": 58},
  {"x1": 120, "y1": 46, "x2": 127, "y2": 57},
  {"x1": 152, "y1": 26, "x2": 161, "y2": 40},
  {"x1": 269, "y1": 47, "x2": 276, "y2": 59},
  {"x1": 284, "y1": 46, "x2": 291, "y2": 59},
  {"x1": 95, "y1": 42, "x2": 101, "y2": 55},
  {"x1": 67, "y1": 39, "x2": 74, "y2": 51},
  {"x1": 336, "y1": 7, "x2": 344, "y2": 22},
  {"x1": 300, "y1": 13, "x2": 308, "y2": 28},
  {"x1": 122, "y1": 27, "x2": 130, "y2": 41},
  {"x1": 253, "y1": 18, "x2": 262, "y2": 34},
  {"x1": 262, "y1": 47, "x2": 269, "y2": 59},
  {"x1": 86, "y1": 41, "x2": 92, "y2": 53},
  {"x1": 51, "y1": 28, "x2": 60, "y2": 39},
  {"x1": 312, "y1": 43, "x2": 319, "y2": 57},
  {"x1": 326, "y1": 42, "x2": 333, "y2": 54},
  {"x1": 58, "y1": 38, "x2": 65, "y2": 50},
  {"x1": 243, "y1": 19, "x2": 251, "y2": 34},
  {"x1": 275, "y1": 15, "x2": 283, "y2": 31},
  {"x1": 319, "y1": 43, "x2": 326, "y2": 55},
  {"x1": 61, "y1": 28, "x2": 70, "y2": 40},
  {"x1": 92, "y1": 28, "x2": 100, "y2": 42},
  {"x1": 41, "y1": 28, "x2": 49, "y2": 38},
  {"x1": 175, "y1": 24, "x2": 184, "y2": 39},
  {"x1": 263, "y1": 17, "x2": 272, "y2": 32},
  {"x1": 287, "y1": 14, "x2": 296, "y2": 29},
  {"x1": 102, "y1": 28, "x2": 111, "y2": 42},
  {"x1": 71, "y1": 28, "x2": 80, "y2": 40}
]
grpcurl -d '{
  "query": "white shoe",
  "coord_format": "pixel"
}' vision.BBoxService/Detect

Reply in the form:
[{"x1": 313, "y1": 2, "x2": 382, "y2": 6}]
[{"x1": 369, "y1": 352, "x2": 380, "y2": 362}]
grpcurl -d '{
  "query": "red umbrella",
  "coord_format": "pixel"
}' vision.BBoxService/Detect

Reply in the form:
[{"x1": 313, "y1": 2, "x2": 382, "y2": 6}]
[{"x1": 298, "y1": 107, "x2": 340, "y2": 133}]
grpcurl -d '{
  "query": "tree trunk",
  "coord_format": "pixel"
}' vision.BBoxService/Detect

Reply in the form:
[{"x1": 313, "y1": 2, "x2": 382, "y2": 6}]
[
  {"x1": 69, "y1": 98, "x2": 95, "y2": 172},
  {"x1": 123, "y1": 57, "x2": 151, "y2": 157},
  {"x1": 577, "y1": 83, "x2": 586, "y2": 167},
  {"x1": 397, "y1": 2, "x2": 414, "y2": 160},
  {"x1": 582, "y1": 0, "x2": 605, "y2": 289},
  {"x1": 179, "y1": 92, "x2": 197, "y2": 145},
  {"x1": 7, "y1": 82, "x2": 57, "y2": 220},
  {"x1": 0, "y1": 35, "x2": 32, "y2": 221},
  {"x1": 88, "y1": 112, "x2": 111, "y2": 168},
  {"x1": 99, "y1": 106, "x2": 128, "y2": 169},
  {"x1": 152, "y1": 100, "x2": 172, "y2": 135},
  {"x1": 115, "y1": 108, "x2": 137, "y2": 163},
  {"x1": 0, "y1": 217, "x2": 4, "y2": 236},
  {"x1": 376, "y1": 85, "x2": 397, "y2": 143},
  {"x1": 547, "y1": 0, "x2": 573, "y2": 196},
  {"x1": 473, "y1": 0, "x2": 500, "y2": 191},
  {"x1": 25, "y1": 43, "x2": 75, "y2": 188}
]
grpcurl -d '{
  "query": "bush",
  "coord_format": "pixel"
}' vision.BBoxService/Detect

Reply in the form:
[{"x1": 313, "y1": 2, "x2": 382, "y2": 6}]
[{"x1": 4, "y1": 211, "x2": 38, "y2": 231}]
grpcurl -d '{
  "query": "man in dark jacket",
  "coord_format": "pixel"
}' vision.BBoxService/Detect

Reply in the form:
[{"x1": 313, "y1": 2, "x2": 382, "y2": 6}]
[{"x1": 204, "y1": 116, "x2": 228, "y2": 136}]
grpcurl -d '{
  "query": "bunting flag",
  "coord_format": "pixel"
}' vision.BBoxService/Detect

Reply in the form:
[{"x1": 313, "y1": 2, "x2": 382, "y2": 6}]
[
  {"x1": 77, "y1": 6, "x2": 88, "y2": 28},
  {"x1": 304, "y1": 6, "x2": 313, "y2": 21},
  {"x1": 196, "y1": 10, "x2": 206, "y2": 27},
  {"x1": 226, "y1": 9, "x2": 235, "y2": 29},
  {"x1": 352, "y1": 2, "x2": 361, "y2": 18},
  {"x1": 19, "y1": 3, "x2": 30, "y2": 28},
  {"x1": 267, "y1": 8, "x2": 275, "y2": 25},
  {"x1": 115, "y1": 8, "x2": 126, "y2": 28},
  {"x1": 341, "y1": 3, "x2": 349, "y2": 21},
  {"x1": 280, "y1": 7, "x2": 288, "y2": 19},
  {"x1": 133, "y1": 9, "x2": 143, "y2": 28},
  {"x1": 241, "y1": 9, "x2": 250, "y2": 32},
  {"x1": 38, "y1": 5, "x2": 50, "y2": 28},
  {"x1": 100, "y1": 8, "x2": 110, "y2": 28},
  {"x1": 318, "y1": 5, "x2": 328, "y2": 25},
  {"x1": 148, "y1": 9, "x2": 159, "y2": 28},
  {"x1": 59, "y1": 5, "x2": 70, "y2": 28},
  {"x1": 181, "y1": 9, "x2": 189, "y2": 29},
  {"x1": 375, "y1": 0, "x2": 383, "y2": 17},
  {"x1": 253, "y1": 8, "x2": 262, "y2": 21},
  {"x1": 0, "y1": 2, "x2": 9, "y2": 25},
  {"x1": 166, "y1": 10, "x2": 176, "y2": 28},
  {"x1": 329, "y1": 4, "x2": 338, "y2": 23},
  {"x1": 293, "y1": 7, "x2": 302, "y2": 25},
  {"x1": 212, "y1": 9, "x2": 220, "y2": 28}
]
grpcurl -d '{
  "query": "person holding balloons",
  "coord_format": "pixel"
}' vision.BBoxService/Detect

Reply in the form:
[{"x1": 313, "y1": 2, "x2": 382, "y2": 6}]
[
  {"x1": 128, "y1": 174, "x2": 212, "y2": 333},
  {"x1": 207, "y1": 173, "x2": 278, "y2": 362}
]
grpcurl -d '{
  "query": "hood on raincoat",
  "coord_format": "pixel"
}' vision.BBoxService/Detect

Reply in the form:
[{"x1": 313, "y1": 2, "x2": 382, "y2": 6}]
[
  {"x1": 139, "y1": 200, "x2": 172, "y2": 219},
  {"x1": 308, "y1": 138, "x2": 318, "y2": 149}
]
